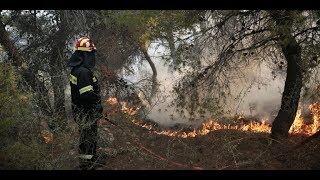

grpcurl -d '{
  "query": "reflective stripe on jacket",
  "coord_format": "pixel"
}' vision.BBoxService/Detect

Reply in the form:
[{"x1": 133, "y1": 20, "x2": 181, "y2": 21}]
[{"x1": 70, "y1": 66, "x2": 102, "y2": 113}]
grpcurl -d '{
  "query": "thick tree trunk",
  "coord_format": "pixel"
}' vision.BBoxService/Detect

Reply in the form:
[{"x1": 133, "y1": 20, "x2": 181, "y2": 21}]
[
  {"x1": 270, "y1": 11, "x2": 303, "y2": 140},
  {"x1": 271, "y1": 38, "x2": 303, "y2": 140}
]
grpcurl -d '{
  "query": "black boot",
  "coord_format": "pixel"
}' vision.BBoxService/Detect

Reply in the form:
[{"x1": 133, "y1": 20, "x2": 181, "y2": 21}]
[{"x1": 79, "y1": 158, "x2": 95, "y2": 170}]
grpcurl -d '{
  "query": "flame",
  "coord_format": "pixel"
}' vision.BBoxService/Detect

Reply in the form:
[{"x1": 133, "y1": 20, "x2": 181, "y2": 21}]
[
  {"x1": 121, "y1": 102, "x2": 141, "y2": 115},
  {"x1": 106, "y1": 97, "x2": 118, "y2": 105},
  {"x1": 289, "y1": 100, "x2": 320, "y2": 135},
  {"x1": 105, "y1": 96, "x2": 141, "y2": 116},
  {"x1": 132, "y1": 100, "x2": 320, "y2": 138},
  {"x1": 108, "y1": 96, "x2": 320, "y2": 138},
  {"x1": 132, "y1": 118, "x2": 271, "y2": 138},
  {"x1": 308, "y1": 100, "x2": 320, "y2": 133},
  {"x1": 289, "y1": 107, "x2": 307, "y2": 134},
  {"x1": 40, "y1": 130, "x2": 53, "y2": 144}
]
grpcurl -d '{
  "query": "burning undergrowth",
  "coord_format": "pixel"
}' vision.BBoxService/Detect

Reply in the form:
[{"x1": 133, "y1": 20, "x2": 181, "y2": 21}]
[
  {"x1": 100, "y1": 95, "x2": 320, "y2": 170},
  {"x1": 134, "y1": 100, "x2": 320, "y2": 138},
  {"x1": 104, "y1": 91, "x2": 320, "y2": 139}
]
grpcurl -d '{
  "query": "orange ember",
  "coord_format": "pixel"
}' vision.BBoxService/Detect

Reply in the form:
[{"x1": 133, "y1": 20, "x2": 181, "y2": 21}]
[
  {"x1": 106, "y1": 97, "x2": 118, "y2": 105},
  {"x1": 40, "y1": 130, "x2": 53, "y2": 144}
]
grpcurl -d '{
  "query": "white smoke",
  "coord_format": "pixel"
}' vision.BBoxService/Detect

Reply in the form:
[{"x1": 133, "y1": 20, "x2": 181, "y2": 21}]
[
  {"x1": 124, "y1": 45, "x2": 192, "y2": 127},
  {"x1": 124, "y1": 43, "x2": 292, "y2": 127},
  {"x1": 226, "y1": 60, "x2": 286, "y2": 123}
]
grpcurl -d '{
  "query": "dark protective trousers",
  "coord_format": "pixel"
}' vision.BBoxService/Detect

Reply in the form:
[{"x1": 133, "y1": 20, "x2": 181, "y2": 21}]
[
  {"x1": 78, "y1": 115, "x2": 97, "y2": 157},
  {"x1": 73, "y1": 107, "x2": 99, "y2": 169}
]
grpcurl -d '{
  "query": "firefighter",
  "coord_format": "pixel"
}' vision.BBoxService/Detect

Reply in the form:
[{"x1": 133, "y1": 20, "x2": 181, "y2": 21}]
[{"x1": 67, "y1": 37, "x2": 103, "y2": 170}]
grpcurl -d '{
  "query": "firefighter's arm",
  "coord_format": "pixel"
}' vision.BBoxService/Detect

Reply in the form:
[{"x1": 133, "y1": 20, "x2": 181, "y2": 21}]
[{"x1": 77, "y1": 68, "x2": 101, "y2": 107}]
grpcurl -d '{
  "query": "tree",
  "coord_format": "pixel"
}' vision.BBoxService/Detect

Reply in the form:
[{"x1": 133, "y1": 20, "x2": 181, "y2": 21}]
[
  {"x1": 171, "y1": 10, "x2": 320, "y2": 140},
  {"x1": 99, "y1": 10, "x2": 160, "y2": 99},
  {"x1": 0, "y1": 10, "x2": 95, "y2": 130},
  {"x1": 95, "y1": 10, "x2": 205, "y2": 104},
  {"x1": 0, "y1": 11, "x2": 53, "y2": 116},
  {"x1": 268, "y1": 11, "x2": 304, "y2": 140}
]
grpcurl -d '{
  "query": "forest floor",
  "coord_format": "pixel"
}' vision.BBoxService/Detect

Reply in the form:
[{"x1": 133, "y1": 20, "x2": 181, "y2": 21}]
[
  {"x1": 2, "y1": 111, "x2": 319, "y2": 171},
  {"x1": 79, "y1": 116, "x2": 320, "y2": 170}
]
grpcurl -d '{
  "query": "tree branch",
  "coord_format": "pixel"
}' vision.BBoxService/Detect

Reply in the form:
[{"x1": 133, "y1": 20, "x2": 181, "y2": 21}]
[{"x1": 294, "y1": 26, "x2": 320, "y2": 38}]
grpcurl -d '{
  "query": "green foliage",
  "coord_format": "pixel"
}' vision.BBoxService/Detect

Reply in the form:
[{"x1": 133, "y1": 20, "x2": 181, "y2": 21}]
[
  {"x1": 102, "y1": 10, "x2": 158, "y2": 48},
  {"x1": 102, "y1": 10, "x2": 202, "y2": 49},
  {"x1": 0, "y1": 63, "x2": 51, "y2": 169},
  {"x1": 0, "y1": 63, "x2": 17, "y2": 94},
  {"x1": 0, "y1": 64, "x2": 31, "y2": 144}
]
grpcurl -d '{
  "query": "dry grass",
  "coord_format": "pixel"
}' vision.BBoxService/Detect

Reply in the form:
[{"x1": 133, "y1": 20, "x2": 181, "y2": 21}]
[{"x1": 94, "y1": 115, "x2": 319, "y2": 170}]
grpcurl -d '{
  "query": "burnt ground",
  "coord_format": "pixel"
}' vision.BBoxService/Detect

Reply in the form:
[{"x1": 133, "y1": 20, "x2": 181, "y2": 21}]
[{"x1": 85, "y1": 116, "x2": 320, "y2": 170}]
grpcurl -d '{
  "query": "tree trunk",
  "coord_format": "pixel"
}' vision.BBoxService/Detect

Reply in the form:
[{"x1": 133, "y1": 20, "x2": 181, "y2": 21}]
[
  {"x1": 141, "y1": 47, "x2": 158, "y2": 98},
  {"x1": 166, "y1": 26, "x2": 177, "y2": 68},
  {"x1": 49, "y1": 44, "x2": 66, "y2": 117},
  {"x1": 47, "y1": 11, "x2": 69, "y2": 130},
  {"x1": 51, "y1": 74, "x2": 65, "y2": 115},
  {"x1": 48, "y1": 62, "x2": 67, "y2": 131},
  {"x1": 141, "y1": 48, "x2": 157, "y2": 81},
  {"x1": 270, "y1": 11, "x2": 303, "y2": 140}
]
